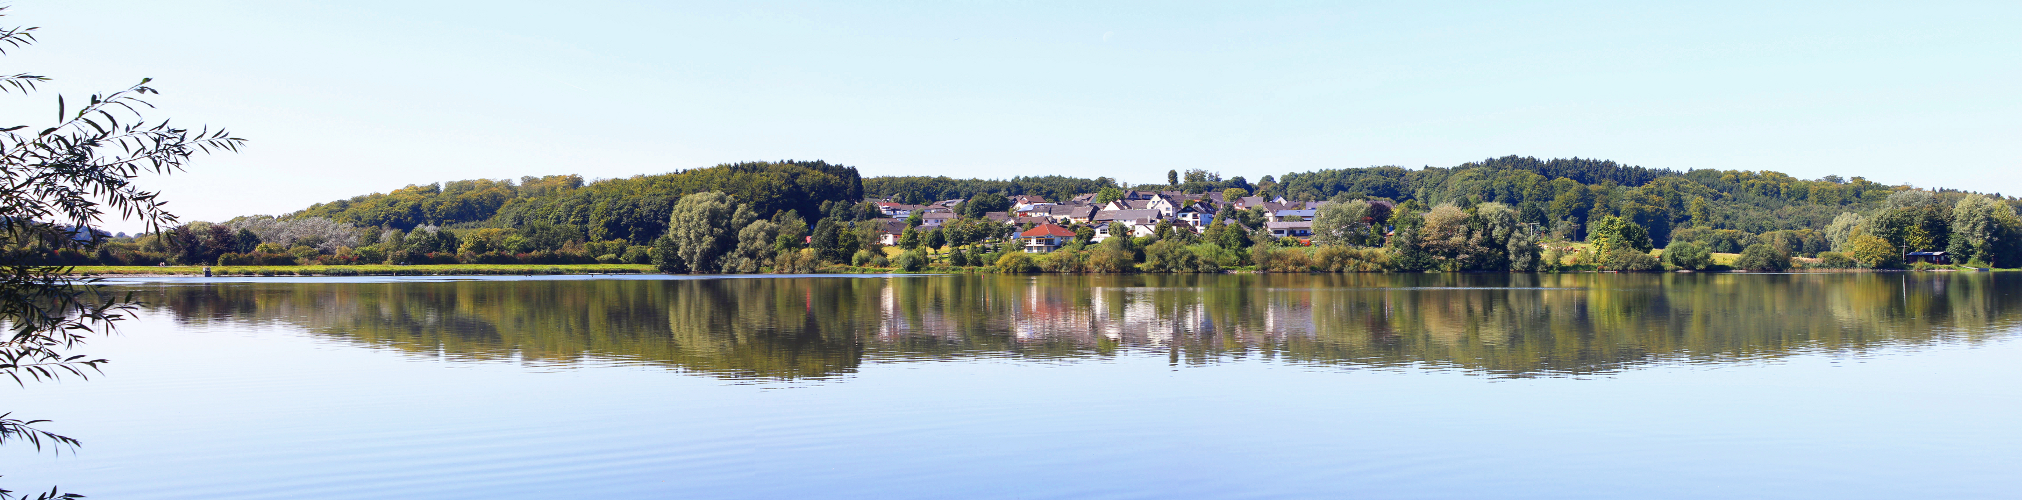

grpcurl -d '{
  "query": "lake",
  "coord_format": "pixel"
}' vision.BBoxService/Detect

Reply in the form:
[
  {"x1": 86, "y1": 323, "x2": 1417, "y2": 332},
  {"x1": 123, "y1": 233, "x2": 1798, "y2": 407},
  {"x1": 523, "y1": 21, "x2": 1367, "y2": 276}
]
[{"x1": 7, "y1": 273, "x2": 2021, "y2": 498}]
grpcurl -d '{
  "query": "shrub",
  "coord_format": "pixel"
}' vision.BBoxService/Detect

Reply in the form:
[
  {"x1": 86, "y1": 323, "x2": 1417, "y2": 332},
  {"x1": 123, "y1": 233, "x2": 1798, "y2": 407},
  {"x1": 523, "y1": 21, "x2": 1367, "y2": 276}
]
[
  {"x1": 1313, "y1": 246, "x2": 1389, "y2": 272},
  {"x1": 1815, "y1": 251, "x2": 1858, "y2": 269},
  {"x1": 1144, "y1": 240, "x2": 1217, "y2": 272},
  {"x1": 1186, "y1": 243, "x2": 1238, "y2": 271},
  {"x1": 995, "y1": 252, "x2": 1038, "y2": 273},
  {"x1": 894, "y1": 249, "x2": 928, "y2": 272},
  {"x1": 1733, "y1": 243, "x2": 1791, "y2": 272},
  {"x1": 851, "y1": 249, "x2": 876, "y2": 267},
  {"x1": 1036, "y1": 249, "x2": 1085, "y2": 272},
  {"x1": 1599, "y1": 248, "x2": 1663, "y2": 271},
  {"x1": 1661, "y1": 242, "x2": 1713, "y2": 271},
  {"x1": 1086, "y1": 246, "x2": 1134, "y2": 273}
]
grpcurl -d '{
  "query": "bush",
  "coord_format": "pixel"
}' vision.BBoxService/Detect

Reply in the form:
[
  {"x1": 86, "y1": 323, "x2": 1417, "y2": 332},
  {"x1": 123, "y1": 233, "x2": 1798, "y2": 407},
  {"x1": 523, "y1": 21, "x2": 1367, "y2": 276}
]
[
  {"x1": 1313, "y1": 246, "x2": 1389, "y2": 272},
  {"x1": 768, "y1": 248, "x2": 817, "y2": 273},
  {"x1": 1599, "y1": 248, "x2": 1663, "y2": 271},
  {"x1": 1815, "y1": 251, "x2": 1858, "y2": 269},
  {"x1": 1144, "y1": 240, "x2": 1218, "y2": 272},
  {"x1": 1086, "y1": 246, "x2": 1135, "y2": 273},
  {"x1": 894, "y1": 249, "x2": 928, "y2": 272},
  {"x1": 1036, "y1": 249, "x2": 1086, "y2": 272},
  {"x1": 1733, "y1": 243, "x2": 1791, "y2": 272},
  {"x1": 1661, "y1": 242, "x2": 1713, "y2": 271},
  {"x1": 995, "y1": 252, "x2": 1038, "y2": 273}
]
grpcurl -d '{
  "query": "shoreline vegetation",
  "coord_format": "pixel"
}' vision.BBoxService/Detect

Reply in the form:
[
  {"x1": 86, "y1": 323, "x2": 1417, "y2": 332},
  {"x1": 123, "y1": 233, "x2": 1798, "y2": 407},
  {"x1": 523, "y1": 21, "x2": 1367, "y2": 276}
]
[{"x1": 29, "y1": 157, "x2": 2022, "y2": 276}]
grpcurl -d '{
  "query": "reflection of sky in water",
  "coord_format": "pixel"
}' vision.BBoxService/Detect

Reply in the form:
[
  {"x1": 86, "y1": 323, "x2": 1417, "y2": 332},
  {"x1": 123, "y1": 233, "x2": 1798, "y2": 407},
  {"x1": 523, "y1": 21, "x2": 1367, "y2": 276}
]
[{"x1": 7, "y1": 274, "x2": 2021, "y2": 498}]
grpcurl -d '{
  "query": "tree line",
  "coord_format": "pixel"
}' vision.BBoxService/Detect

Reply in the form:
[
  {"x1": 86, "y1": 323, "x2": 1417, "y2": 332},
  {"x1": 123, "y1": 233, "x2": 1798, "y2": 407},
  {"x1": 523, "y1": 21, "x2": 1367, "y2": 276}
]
[{"x1": 17, "y1": 156, "x2": 2022, "y2": 272}]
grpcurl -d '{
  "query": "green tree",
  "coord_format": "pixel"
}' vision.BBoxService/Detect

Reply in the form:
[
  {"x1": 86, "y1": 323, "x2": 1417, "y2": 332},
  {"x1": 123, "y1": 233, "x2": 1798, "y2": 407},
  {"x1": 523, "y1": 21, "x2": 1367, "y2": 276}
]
[
  {"x1": 1167, "y1": 170, "x2": 1179, "y2": 187},
  {"x1": 898, "y1": 227, "x2": 921, "y2": 250},
  {"x1": 728, "y1": 219, "x2": 779, "y2": 273},
  {"x1": 1097, "y1": 186, "x2": 1125, "y2": 205},
  {"x1": 772, "y1": 210, "x2": 807, "y2": 252},
  {"x1": 924, "y1": 227, "x2": 946, "y2": 250},
  {"x1": 1222, "y1": 188, "x2": 1249, "y2": 203},
  {"x1": 1947, "y1": 194, "x2": 2022, "y2": 267},
  {"x1": 1312, "y1": 199, "x2": 1375, "y2": 247},
  {"x1": 810, "y1": 218, "x2": 843, "y2": 263},
  {"x1": 1588, "y1": 215, "x2": 1653, "y2": 254},
  {"x1": 656, "y1": 192, "x2": 750, "y2": 273},
  {"x1": 1847, "y1": 233, "x2": 1902, "y2": 269},
  {"x1": 1688, "y1": 196, "x2": 1712, "y2": 227},
  {"x1": 0, "y1": 11, "x2": 244, "y2": 498}
]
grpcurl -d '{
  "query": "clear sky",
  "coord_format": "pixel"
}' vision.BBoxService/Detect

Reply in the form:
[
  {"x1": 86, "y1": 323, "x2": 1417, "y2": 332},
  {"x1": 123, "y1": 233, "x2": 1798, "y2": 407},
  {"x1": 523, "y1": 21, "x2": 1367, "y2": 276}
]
[{"x1": 5, "y1": 1, "x2": 2018, "y2": 233}]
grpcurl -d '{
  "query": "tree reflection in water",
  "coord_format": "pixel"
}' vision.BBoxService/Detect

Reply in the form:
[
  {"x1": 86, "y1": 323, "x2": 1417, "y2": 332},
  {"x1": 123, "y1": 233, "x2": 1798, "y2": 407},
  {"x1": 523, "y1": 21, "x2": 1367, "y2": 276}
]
[{"x1": 133, "y1": 273, "x2": 2022, "y2": 379}]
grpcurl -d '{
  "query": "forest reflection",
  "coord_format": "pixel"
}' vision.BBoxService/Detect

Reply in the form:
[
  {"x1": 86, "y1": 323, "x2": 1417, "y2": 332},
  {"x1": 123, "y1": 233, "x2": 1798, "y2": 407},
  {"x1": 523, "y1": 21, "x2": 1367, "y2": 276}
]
[{"x1": 133, "y1": 273, "x2": 2022, "y2": 379}]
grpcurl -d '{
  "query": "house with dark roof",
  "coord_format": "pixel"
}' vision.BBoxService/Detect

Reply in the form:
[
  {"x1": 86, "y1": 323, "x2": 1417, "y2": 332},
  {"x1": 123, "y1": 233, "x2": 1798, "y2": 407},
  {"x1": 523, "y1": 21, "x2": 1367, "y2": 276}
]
[
  {"x1": 1035, "y1": 204, "x2": 1097, "y2": 224},
  {"x1": 876, "y1": 202, "x2": 925, "y2": 218},
  {"x1": 1905, "y1": 251, "x2": 1954, "y2": 264},
  {"x1": 868, "y1": 218, "x2": 909, "y2": 246},
  {"x1": 1175, "y1": 202, "x2": 1217, "y2": 228},
  {"x1": 1273, "y1": 209, "x2": 1317, "y2": 222},
  {"x1": 1093, "y1": 208, "x2": 1165, "y2": 225},
  {"x1": 1020, "y1": 223, "x2": 1077, "y2": 253},
  {"x1": 1267, "y1": 220, "x2": 1314, "y2": 238},
  {"x1": 1010, "y1": 195, "x2": 1048, "y2": 209},
  {"x1": 919, "y1": 211, "x2": 957, "y2": 227}
]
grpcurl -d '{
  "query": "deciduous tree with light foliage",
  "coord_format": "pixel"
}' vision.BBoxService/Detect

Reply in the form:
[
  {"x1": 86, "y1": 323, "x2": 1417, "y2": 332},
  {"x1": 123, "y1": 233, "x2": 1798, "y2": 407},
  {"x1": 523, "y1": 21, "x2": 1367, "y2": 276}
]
[{"x1": 0, "y1": 10, "x2": 243, "y2": 499}]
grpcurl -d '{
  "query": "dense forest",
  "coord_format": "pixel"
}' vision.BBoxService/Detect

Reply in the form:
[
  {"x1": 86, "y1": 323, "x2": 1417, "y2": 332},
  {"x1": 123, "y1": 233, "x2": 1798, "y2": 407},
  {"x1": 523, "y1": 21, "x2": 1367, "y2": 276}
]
[
  {"x1": 25, "y1": 155, "x2": 2022, "y2": 272},
  {"x1": 291, "y1": 160, "x2": 861, "y2": 242}
]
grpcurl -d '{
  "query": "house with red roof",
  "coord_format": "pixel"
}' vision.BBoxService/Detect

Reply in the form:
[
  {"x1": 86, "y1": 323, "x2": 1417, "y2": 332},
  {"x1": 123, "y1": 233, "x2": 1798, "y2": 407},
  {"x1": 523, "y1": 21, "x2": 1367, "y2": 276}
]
[{"x1": 1019, "y1": 223, "x2": 1077, "y2": 253}]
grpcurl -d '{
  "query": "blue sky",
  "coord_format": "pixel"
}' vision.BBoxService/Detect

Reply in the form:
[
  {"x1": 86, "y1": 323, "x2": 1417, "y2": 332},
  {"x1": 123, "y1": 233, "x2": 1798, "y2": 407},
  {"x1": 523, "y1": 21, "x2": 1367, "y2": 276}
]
[{"x1": 5, "y1": 1, "x2": 2018, "y2": 232}]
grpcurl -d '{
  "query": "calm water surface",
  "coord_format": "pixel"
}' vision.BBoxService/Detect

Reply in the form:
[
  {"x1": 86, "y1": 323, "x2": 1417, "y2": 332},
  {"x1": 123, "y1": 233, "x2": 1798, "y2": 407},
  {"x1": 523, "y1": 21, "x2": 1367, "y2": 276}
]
[{"x1": 7, "y1": 273, "x2": 2021, "y2": 498}]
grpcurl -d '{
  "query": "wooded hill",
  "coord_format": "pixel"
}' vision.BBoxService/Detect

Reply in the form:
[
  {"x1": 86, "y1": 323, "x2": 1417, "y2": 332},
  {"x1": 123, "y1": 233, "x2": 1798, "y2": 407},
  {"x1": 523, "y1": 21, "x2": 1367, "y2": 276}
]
[
  {"x1": 291, "y1": 160, "x2": 862, "y2": 243},
  {"x1": 41, "y1": 155, "x2": 2022, "y2": 270}
]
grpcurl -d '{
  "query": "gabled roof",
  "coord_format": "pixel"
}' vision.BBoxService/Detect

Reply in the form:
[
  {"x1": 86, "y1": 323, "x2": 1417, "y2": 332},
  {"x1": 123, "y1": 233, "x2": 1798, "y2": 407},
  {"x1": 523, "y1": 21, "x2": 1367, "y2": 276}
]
[
  {"x1": 921, "y1": 211, "x2": 957, "y2": 219},
  {"x1": 1094, "y1": 209, "x2": 1164, "y2": 222},
  {"x1": 865, "y1": 218, "x2": 907, "y2": 235},
  {"x1": 1020, "y1": 223, "x2": 1077, "y2": 238}
]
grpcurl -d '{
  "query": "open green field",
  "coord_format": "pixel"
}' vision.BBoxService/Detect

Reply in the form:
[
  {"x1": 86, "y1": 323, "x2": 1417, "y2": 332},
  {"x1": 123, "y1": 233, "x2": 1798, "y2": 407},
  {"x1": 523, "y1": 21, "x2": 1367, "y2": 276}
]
[{"x1": 70, "y1": 264, "x2": 657, "y2": 276}]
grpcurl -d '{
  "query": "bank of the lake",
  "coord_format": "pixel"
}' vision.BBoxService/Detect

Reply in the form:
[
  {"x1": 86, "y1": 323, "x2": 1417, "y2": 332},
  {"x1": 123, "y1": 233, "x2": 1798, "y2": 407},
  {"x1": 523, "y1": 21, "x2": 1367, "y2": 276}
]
[{"x1": 71, "y1": 263, "x2": 655, "y2": 276}]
